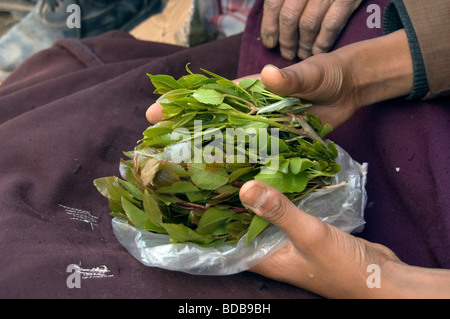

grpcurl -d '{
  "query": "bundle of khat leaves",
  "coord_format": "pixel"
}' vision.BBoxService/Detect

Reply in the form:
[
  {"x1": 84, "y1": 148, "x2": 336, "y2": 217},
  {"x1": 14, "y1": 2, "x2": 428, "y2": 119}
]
[{"x1": 94, "y1": 65, "x2": 341, "y2": 247}]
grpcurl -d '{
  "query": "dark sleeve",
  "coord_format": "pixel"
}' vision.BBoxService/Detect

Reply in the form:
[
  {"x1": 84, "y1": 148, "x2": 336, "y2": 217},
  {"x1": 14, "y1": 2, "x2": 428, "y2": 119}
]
[{"x1": 383, "y1": 0, "x2": 450, "y2": 100}]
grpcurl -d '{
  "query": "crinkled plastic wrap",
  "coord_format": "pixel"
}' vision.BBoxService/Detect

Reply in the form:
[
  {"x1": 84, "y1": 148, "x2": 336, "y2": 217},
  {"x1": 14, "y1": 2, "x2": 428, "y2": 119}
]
[{"x1": 112, "y1": 144, "x2": 368, "y2": 275}]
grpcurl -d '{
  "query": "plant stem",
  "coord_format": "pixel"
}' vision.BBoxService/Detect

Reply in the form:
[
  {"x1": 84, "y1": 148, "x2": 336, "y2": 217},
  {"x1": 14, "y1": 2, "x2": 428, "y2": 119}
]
[{"x1": 288, "y1": 112, "x2": 327, "y2": 145}]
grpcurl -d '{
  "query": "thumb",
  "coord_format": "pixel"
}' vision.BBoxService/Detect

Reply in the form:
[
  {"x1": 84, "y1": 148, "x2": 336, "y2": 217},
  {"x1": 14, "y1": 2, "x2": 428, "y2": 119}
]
[
  {"x1": 260, "y1": 63, "x2": 324, "y2": 99},
  {"x1": 146, "y1": 102, "x2": 164, "y2": 124},
  {"x1": 239, "y1": 180, "x2": 326, "y2": 248}
]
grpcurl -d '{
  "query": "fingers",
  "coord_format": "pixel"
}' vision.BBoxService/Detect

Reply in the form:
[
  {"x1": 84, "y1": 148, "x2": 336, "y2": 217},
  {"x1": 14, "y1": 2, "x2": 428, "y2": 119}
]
[
  {"x1": 261, "y1": 0, "x2": 362, "y2": 60},
  {"x1": 261, "y1": 0, "x2": 283, "y2": 49},
  {"x1": 278, "y1": 0, "x2": 308, "y2": 60},
  {"x1": 312, "y1": 0, "x2": 363, "y2": 55},
  {"x1": 239, "y1": 180, "x2": 327, "y2": 250},
  {"x1": 297, "y1": 0, "x2": 330, "y2": 59},
  {"x1": 146, "y1": 103, "x2": 164, "y2": 124}
]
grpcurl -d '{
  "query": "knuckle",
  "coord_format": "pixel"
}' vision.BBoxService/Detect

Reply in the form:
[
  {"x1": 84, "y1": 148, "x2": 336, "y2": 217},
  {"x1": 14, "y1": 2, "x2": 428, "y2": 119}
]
[
  {"x1": 263, "y1": 0, "x2": 282, "y2": 11},
  {"x1": 338, "y1": 0, "x2": 362, "y2": 10},
  {"x1": 299, "y1": 14, "x2": 320, "y2": 33},
  {"x1": 262, "y1": 189, "x2": 290, "y2": 224},
  {"x1": 322, "y1": 17, "x2": 344, "y2": 32},
  {"x1": 279, "y1": 10, "x2": 300, "y2": 28},
  {"x1": 262, "y1": 23, "x2": 278, "y2": 36}
]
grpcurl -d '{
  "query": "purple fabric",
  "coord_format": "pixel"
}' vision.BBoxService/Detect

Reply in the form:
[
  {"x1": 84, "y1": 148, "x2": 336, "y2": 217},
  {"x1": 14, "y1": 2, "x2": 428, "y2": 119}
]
[
  {"x1": 0, "y1": 0, "x2": 448, "y2": 299},
  {"x1": 0, "y1": 31, "x2": 320, "y2": 298},
  {"x1": 239, "y1": 0, "x2": 450, "y2": 269},
  {"x1": 238, "y1": 0, "x2": 387, "y2": 77}
]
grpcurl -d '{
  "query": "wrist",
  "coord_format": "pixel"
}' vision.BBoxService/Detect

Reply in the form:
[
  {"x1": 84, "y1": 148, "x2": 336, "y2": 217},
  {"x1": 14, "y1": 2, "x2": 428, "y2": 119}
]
[
  {"x1": 338, "y1": 29, "x2": 414, "y2": 108},
  {"x1": 379, "y1": 259, "x2": 450, "y2": 298}
]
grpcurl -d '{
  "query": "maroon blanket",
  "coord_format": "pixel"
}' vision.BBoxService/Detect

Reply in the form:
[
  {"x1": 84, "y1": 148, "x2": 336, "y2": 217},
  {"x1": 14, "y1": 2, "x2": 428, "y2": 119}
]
[{"x1": 1, "y1": 0, "x2": 448, "y2": 298}]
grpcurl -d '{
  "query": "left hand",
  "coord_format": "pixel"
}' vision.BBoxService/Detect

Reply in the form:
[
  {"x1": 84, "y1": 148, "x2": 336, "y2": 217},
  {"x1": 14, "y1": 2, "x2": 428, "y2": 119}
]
[
  {"x1": 261, "y1": 0, "x2": 363, "y2": 60},
  {"x1": 239, "y1": 180, "x2": 402, "y2": 298}
]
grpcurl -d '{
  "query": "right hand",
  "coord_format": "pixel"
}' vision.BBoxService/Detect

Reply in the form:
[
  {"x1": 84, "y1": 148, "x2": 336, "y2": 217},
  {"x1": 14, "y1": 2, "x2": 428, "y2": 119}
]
[
  {"x1": 260, "y1": 54, "x2": 359, "y2": 129},
  {"x1": 260, "y1": 29, "x2": 414, "y2": 129}
]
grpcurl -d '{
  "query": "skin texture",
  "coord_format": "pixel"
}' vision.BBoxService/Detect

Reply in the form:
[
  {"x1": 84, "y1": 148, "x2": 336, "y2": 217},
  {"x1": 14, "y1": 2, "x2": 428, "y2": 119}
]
[
  {"x1": 240, "y1": 180, "x2": 450, "y2": 298},
  {"x1": 146, "y1": 29, "x2": 450, "y2": 298},
  {"x1": 260, "y1": 0, "x2": 363, "y2": 60}
]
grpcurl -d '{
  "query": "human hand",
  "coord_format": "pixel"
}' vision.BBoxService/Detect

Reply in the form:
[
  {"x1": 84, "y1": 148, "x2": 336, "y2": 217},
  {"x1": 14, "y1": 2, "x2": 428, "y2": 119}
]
[
  {"x1": 260, "y1": 55, "x2": 358, "y2": 129},
  {"x1": 261, "y1": 0, "x2": 363, "y2": 60},
  {"x1": 148, "y1": 30, "x2": 413, "y2": 129},
  {"x1": 260, "y1": 29, "x2": 414, "y2": 128},
  {"x1": 239, "y1": 180, "x2": 395, "y2": 298},
  {"x1": 239, "y1": 180, "x2": 450, "y2": 298}
]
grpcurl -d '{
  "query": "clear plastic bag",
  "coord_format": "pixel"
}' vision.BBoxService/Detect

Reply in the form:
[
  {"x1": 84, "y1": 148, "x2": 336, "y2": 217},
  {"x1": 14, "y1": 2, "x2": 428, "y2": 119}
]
[{"x1": 111, "y1": 144, "x2": 368, "y2": 275}]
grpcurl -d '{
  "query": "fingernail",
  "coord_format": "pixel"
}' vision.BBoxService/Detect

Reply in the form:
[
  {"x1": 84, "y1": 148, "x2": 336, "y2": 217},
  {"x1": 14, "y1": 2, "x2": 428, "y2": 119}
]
[
  {"x1": 298, "y1": 49, "x2": 311, "y2": 60},
  {"x1": 264, "y1": 64, "x2": 287, "y2": 79},
  {"x1": 281, "y1": 49, "x2": 296, "y2": 61},
  {"x1": 241, "y1": 183, "x2": 268, "y2": 211},
  {"x1": 262, "y1": 34, "x2": 276, "y2": 48}
]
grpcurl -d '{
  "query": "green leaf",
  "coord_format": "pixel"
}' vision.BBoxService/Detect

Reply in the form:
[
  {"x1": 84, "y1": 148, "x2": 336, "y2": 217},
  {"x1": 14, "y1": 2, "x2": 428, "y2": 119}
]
[
  {"x1": 177, "y1": 73, "x2": 210, "y2": 88},
  {"x1": 192, "y1": 89, "x2": 225, "y2": 105},
  {"x1": 158, "y1": 88, "x2": 194, "y2": 103},
  {"x1": 289, "y1": 157, "x2": 315, "y2": 174},
  {"x1": 214, "y1": 184, "x2": 240, "y2": 194},
  {"x1": 196, "y1": 207, "x2": 235, "y2": 235},
  {"x1": 119, "y1": 159, "x2": 139, "y2": 185},
  {"x1": 94, "y1": 176, "x2": 140, "y2": 206},
  {"x1": 144, "y1": 133, "x2": 177, "y2": 148},
  {"x1": 246, "y1": 215, "x2": 270, "y2": 245},
  {"x1": 254, "y1": 170, "x2": 286, "y2": 193},
  {"x1": 142, "y1": 124, "x2": 174, "y2": 139},
  {"x1": 254, "y1": 170, "x2": 307, "y2": 193},
  {"x1": 238, "y1": 78, "x2": 258, "y2": 90},
  {"x1": 161, "y1": 105, "x2": 182, "y2": 118},
  {"x1": 93, "y1": 177, "x2": 115, "y2": 199},
  {"x1": 189, "y1": 162, "x2": 229, "y2": 190},
  {"x1": 159, "y1": 162, "x2": 189, "y2": 177},
  {"x1": 320, "y1": 124, "x2": 334, "y2": 138},
  {"x1": 161, "y1": 223, "x2": 214, "y2": 245},
  {"x1": 229, "y1": 166, "x2": 255, "y2": 182},
  {"x1": 144, "y1": 219, "x2": 167, "y2": 233},
  {"x1": 152, "y1": 169, "x2": 181, "y2": 188},
  {"x1": 226, "y1": 221, "x2": 248, "y2": 239},
  {"x1": 122, "y1": 197, "x2": 147, "y2": 229},
  {"x1": 157, "y1": 181, "x2": 200, "y2": 193},
  {"x1": 118, "y1": 179, "x2": 143, "y2": 201},
  {"x1": 142, "y1": 189, "x2": 163, "y2": 227},
  {"x1": 326, "y1": 141, "x2": 339, "y2": 159},
  {"x1": 147, "y1": 74, "x2": 183, "y2": 94},
  {"x1": 283, "y1": 172, "x2": 308, "y2": 193}
]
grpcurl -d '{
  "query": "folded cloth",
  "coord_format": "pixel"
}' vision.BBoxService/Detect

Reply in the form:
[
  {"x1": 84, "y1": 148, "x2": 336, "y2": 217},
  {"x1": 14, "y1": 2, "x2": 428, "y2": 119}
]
[{"x1": 0, "y1": 29, "x2": 323, "y2": 298}]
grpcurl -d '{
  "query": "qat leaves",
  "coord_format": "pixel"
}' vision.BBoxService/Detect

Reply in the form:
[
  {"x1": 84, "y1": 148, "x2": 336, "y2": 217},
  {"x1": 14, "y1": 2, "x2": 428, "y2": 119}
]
[
  {"x1": 189, "y1": 162, "x2": 229, "y2": 190},
  {"x1": 246, "y1": 215, "x2": 270, "y2": 246},
  {"x1": 95, "y1": 66, "x2": 341, "y2": 247},
  {"x1": 192, "y1": 89, "x2": 225, "y2": 105},
  {"x1": 197, "y1": 207, "x2": 235, "y2": 235}
]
